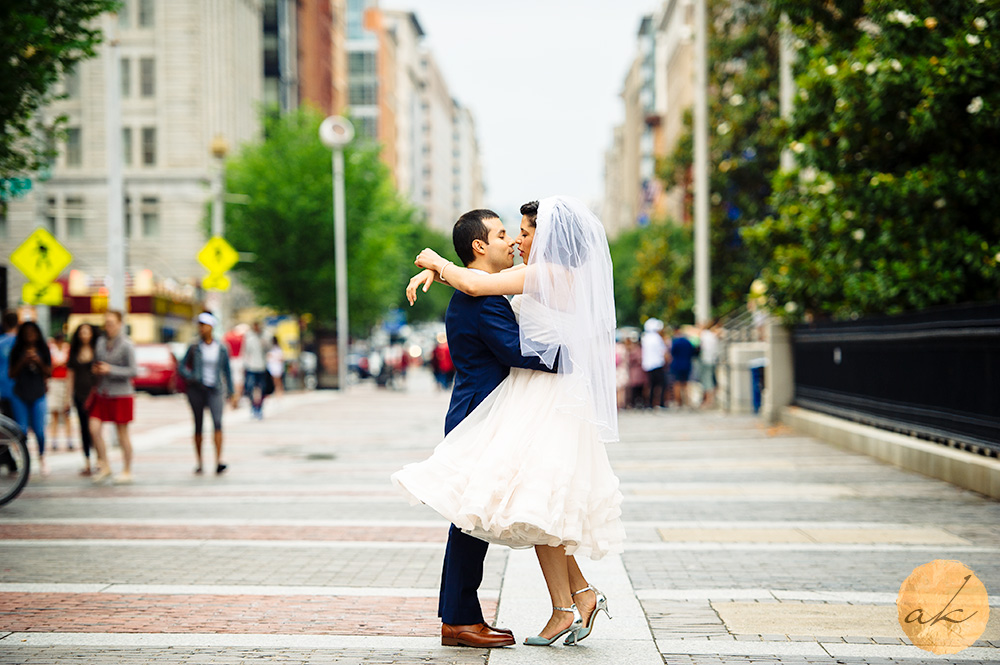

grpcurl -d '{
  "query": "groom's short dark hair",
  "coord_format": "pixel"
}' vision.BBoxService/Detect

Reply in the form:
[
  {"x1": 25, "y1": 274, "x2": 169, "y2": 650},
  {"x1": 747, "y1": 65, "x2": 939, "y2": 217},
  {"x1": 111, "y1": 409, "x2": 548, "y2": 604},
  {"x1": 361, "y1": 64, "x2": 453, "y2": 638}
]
[{"x1": 453, "y1": 209, "x2": 499, "y2": 266}]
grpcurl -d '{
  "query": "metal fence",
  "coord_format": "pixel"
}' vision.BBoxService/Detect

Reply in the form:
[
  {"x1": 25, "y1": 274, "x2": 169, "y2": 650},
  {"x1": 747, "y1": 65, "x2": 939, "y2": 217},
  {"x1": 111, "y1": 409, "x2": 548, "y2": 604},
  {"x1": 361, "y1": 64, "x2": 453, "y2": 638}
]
[{"x1": 792, "y1": 302, "x2": 1000, "y2": 456}]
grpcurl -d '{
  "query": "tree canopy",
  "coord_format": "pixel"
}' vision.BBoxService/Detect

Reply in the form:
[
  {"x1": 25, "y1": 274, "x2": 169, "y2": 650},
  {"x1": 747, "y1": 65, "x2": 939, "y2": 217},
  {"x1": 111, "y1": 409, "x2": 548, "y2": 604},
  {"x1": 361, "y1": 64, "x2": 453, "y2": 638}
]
[
  {"x1": 0, "y1": 0, "x2": 118, "y2": 178},
  {"x1": 223, "y1": 108, "x2": 452, "y2": 335},
  {"x1": 744, "y1": 1, "x2": 1000, "y2": 321}
]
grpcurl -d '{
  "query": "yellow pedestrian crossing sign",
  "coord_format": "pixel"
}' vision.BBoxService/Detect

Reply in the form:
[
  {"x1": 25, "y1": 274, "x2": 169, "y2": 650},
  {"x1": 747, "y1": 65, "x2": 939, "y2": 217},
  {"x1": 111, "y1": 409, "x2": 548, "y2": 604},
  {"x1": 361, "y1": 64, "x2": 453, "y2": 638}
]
[
  {"x1": 22, "y1": 282, "x2": 63, "y2": 306},
  {"x1": 197, "y1": 236, "x2": 239, "y2": 275},
  {"x1": 10, "y1": 228, "x2": 73, "y2": 285},
  {"x1": 202, "y1": 273, "x2": 231, "y2": 292}
]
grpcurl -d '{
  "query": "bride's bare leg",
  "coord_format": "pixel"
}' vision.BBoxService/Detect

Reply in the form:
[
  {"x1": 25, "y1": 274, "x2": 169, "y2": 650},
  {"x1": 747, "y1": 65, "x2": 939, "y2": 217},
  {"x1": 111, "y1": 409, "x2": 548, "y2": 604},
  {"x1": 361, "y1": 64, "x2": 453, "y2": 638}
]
[
  {"x1": 534, "y1": 545, "x2": 577, "y2": 639},
  {"x1": 567, "y1": 555, "x2": 597, "y2": 624}
]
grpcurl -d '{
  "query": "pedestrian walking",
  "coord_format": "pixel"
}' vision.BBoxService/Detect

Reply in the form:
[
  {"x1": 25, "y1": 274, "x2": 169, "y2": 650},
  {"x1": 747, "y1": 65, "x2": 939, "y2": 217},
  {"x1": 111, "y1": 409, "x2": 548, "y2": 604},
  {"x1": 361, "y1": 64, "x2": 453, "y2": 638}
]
[
  {"x1": 0, "y1": 310, "x2": 19, "y2": 419},
  {"x1": 266, "y1": 337, "x2": 284, "y2": 396},
  {"x1": 430, "y1": 332, "x2": 455, "y2": 390},
  {"x1": 242, "y1": 320, "x2": 268, "y2": 419},
  {"x1": 89, "y1": 310, "x2": 137, "y2": 484},
  {"x1": 699, "y1": 321, "x2": 720, "y2": 409},
  {"x1": 615, "y1": 337, "x2": 629, "y2": 409},
  {"x1": 8, "y1": 321, "x2": 52, "y2": 476},
  {"x1": 641, "y1": 318, "x2": 668, "y2": 409},
  {"x1": 625, "y1": 336, "x2": 645, "y2": 409},
  {"x1": 47, "y1": 332, "x2": 73, "y2": 451},
  {"x1": 179, "y1": 312, "x2": 237, "y2": 475},
  {"x1": 669, "y1": 327, "x2": 695, "y2": 408},
  {"x1": 66, "y1": 323, "x2": 98, "y2": 476}
]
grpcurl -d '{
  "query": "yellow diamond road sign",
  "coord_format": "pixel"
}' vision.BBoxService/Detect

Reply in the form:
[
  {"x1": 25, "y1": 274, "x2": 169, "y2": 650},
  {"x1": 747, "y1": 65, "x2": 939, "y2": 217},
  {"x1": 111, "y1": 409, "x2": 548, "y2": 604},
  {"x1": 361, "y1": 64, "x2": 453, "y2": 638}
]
[
  {"x1": 22, "y1": 282, "x2": 63, "y2": 306},
  {"x1": 197, "y1": 236, "x2": 239, "y2": 275},
  {"x1": 202, "y1": 273, "x2": 231, "y2": 292},
  {"x1": 10, "y1": 228, "x2": 73, "y2": 285}
]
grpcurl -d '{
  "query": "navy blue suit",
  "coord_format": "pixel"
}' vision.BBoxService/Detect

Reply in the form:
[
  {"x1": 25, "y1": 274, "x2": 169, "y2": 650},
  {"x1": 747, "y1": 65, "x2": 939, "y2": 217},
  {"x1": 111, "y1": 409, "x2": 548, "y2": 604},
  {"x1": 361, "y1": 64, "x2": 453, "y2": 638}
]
[{"x1": 438, "y1": 290, "x2": 556, "y2": 625}]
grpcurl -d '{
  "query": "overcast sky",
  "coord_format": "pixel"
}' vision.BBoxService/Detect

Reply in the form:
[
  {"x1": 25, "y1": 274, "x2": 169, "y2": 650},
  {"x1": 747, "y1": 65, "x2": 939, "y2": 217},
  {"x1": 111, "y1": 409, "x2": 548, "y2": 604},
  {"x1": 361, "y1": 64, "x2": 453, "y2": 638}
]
[{"x1": 382, "y1": 0, "x2": 659, "y2": 224}]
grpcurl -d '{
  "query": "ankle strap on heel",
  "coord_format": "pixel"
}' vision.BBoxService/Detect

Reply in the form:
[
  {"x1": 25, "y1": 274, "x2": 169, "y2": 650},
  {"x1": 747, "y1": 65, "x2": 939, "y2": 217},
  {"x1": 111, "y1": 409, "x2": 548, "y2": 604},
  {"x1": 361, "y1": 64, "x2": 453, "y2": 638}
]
[
  {"x1": 571, "y1": 586, "x2": 594, "y2": 596},
  {"x1": 553, "y1": 604, "x2": 575, "y2": 613}
]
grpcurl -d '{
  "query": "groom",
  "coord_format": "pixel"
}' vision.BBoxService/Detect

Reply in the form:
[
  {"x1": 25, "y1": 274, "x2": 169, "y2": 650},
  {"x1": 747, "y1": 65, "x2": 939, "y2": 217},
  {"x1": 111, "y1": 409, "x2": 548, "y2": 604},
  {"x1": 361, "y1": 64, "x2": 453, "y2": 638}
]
[{"x1": 437, "y1": 208, "x2": 557, "y2": 648}]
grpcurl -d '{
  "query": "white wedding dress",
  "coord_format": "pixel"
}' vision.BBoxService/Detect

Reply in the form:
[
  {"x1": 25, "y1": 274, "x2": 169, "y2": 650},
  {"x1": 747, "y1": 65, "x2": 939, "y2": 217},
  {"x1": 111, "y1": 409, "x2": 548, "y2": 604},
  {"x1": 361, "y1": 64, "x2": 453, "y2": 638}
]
[{"x1": 392, "y1": 296, "x2": 626, "y2": 560}]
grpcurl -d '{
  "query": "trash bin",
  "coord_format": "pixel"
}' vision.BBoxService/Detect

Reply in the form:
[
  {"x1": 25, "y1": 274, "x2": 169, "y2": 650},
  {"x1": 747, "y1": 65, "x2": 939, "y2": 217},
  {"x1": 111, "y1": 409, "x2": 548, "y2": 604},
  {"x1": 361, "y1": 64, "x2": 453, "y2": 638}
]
[{"x1": 749, "y1": 357, "x2": 766, "y2": 414}]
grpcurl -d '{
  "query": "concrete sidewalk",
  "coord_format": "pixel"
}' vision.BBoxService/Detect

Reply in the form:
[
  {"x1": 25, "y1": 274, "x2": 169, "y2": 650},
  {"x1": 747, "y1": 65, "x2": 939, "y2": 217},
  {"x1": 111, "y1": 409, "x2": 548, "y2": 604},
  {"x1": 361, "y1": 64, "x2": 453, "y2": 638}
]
[{"x1": 1, "y1": 370, "x2": 998, "y2": 664}]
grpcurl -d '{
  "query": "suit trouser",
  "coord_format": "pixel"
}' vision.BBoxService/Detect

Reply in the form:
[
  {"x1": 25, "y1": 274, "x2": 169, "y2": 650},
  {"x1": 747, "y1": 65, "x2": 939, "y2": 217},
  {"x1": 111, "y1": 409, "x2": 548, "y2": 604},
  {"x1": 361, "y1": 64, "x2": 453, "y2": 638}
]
[{"x1": 439, "y1": 524, "x2": 488, "y2": 625}]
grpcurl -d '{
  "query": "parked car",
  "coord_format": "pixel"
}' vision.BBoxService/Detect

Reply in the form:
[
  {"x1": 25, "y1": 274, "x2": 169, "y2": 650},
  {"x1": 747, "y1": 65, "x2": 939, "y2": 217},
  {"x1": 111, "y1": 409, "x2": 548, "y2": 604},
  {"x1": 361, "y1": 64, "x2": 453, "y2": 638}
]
[{"x1": 134, "y1": 344, "x2": 180, "y2": 394}]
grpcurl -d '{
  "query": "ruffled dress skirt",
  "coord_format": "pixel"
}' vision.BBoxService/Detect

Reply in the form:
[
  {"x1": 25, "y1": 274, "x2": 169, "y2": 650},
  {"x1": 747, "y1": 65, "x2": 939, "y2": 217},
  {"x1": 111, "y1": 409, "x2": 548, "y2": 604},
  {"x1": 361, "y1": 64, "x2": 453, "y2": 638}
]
[{"x1": 391, "y1": 368, "x2": 626, "y2": 560}]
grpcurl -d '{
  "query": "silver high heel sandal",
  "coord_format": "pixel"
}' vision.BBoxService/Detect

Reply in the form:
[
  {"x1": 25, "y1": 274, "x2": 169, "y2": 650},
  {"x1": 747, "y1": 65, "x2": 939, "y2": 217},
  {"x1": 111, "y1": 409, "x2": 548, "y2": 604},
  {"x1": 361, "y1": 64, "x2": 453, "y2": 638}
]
[
  {"x1": 524, "y1": 604, "x2": 583, "y2": 646},
  {"x1": 564, "y1": 585, "x2": 611, "y2": 644}
]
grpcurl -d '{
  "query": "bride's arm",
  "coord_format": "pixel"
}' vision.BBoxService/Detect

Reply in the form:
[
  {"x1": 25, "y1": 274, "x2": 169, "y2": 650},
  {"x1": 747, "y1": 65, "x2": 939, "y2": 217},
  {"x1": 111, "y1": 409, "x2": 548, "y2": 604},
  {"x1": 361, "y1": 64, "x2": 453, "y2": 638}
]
[{"x1": 416, "y1": 248, "x2": 526, "y2": 297}]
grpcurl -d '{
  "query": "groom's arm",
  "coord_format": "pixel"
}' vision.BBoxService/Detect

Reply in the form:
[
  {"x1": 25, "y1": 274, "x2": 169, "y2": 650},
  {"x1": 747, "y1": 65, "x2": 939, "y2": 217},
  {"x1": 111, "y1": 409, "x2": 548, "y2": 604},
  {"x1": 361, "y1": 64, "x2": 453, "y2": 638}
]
[{"x1": 480, "y1": 297, "x2": 559, "y2": 373}]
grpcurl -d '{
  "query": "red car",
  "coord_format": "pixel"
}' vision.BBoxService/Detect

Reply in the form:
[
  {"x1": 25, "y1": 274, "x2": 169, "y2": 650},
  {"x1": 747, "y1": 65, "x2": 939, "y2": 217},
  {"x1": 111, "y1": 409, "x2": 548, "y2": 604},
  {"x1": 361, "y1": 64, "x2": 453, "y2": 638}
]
[{"x1": 134, "y1": 344, "x2": 180, "y2": 394}]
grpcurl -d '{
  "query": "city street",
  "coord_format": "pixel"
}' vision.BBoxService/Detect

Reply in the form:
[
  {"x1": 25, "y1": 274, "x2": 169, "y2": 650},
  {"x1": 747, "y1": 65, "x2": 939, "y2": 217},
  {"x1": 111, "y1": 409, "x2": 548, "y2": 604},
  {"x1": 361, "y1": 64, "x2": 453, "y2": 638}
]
[{"x1": 1, "y1": 370, "x2": 999, "y2": 664}]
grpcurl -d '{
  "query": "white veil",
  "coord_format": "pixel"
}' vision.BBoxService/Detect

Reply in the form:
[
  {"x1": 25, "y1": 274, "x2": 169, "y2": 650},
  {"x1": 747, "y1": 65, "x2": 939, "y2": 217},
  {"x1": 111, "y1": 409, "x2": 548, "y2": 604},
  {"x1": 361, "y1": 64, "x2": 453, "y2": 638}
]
[{"x1": 518, "y1": 196, "x2": 619, "y2": 442}]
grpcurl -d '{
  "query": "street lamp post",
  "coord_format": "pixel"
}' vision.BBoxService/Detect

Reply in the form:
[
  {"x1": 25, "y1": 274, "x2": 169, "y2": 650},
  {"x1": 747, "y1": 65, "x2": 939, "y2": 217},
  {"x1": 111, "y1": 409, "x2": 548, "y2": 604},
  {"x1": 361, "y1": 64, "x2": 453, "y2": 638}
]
[
  {"x1": 319, "y1": 116, "x2": 354, "y2": 391},
  {"x1": 208, "y1": 135, "x2": 228, "y2": 331}
]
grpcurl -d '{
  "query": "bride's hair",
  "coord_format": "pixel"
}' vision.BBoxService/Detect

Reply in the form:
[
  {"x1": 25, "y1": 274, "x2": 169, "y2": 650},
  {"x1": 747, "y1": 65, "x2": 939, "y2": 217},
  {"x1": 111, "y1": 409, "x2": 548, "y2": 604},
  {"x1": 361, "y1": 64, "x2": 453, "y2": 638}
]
[
  {"x1": 520, "y1": 200, "x2": 539, "y2": 227},
  {"x1": 452, "y1": 208, "x2": 499, "y2": 266}
]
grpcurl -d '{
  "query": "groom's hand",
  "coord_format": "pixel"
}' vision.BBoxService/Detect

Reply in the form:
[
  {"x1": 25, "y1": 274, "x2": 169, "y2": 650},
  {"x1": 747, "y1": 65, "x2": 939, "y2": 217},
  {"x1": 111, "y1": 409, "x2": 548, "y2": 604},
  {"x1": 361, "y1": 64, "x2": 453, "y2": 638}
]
[{"x1": 407, "y1": 269, "x2": 436, "y2": 305}]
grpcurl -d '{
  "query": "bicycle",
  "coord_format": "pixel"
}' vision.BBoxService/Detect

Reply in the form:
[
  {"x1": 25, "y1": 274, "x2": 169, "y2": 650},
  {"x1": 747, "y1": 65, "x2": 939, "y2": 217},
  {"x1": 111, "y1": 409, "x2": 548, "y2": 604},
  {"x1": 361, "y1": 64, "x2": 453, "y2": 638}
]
[{"x1": 0, "y1": 414, "x2": 30, "y2": 506}]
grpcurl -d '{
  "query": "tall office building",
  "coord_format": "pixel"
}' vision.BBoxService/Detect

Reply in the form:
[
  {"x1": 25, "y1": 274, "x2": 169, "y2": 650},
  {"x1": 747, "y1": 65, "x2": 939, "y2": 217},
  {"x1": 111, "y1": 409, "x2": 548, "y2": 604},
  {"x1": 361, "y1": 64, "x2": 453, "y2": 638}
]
[{"x1": 3, "y1": 0, "x2": 263, "y2": 327}]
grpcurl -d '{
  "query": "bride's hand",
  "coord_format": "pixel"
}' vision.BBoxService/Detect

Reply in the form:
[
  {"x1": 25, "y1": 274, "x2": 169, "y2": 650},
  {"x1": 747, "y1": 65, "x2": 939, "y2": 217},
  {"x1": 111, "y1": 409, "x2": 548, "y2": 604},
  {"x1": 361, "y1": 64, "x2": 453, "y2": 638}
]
[
  {"x1": 407, "y1": 269, "x2": 436, "y2": 305},
  {"x1": 415, "y1": 248, "x2": 446, "y2": 272}
]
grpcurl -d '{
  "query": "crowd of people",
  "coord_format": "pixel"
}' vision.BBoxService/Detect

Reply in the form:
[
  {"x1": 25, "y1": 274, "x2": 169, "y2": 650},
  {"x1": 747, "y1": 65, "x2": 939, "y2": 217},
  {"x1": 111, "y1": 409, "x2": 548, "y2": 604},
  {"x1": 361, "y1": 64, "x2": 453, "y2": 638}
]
[
  {"x1": 0, "y1": 308, "x2": 289, "y2": 482},
  {"x1": 615, "y1": 318, "x2": 721, "y2": 411}
]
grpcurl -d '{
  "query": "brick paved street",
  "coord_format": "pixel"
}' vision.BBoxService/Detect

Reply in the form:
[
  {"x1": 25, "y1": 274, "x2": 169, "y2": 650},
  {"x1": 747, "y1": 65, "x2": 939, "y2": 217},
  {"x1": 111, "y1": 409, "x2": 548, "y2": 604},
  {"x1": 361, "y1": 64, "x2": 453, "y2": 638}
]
[{"x1": 1, "y1": 371, "x2": 999, "y2": 664}]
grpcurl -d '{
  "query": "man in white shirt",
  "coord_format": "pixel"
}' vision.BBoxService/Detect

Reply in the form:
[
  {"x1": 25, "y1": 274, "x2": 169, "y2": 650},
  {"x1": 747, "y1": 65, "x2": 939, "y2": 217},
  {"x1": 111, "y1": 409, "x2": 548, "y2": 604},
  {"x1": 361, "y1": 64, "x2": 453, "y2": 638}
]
[
  {"x1": 699, "y1": 321, "x2": 720, "y2": 409},
  {"x1": 242, "y1": 320, "x2": 268, "y2": 419},
  {"x1": 641, "y1": 318, "x2": 669, "y2": 409}
]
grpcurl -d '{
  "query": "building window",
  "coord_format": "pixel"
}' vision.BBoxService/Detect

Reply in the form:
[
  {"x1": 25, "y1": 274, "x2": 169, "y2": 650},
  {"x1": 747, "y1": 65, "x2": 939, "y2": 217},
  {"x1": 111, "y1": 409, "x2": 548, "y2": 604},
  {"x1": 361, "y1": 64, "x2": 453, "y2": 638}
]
[
  {"x1": 140, "y1": 58, "x2": 155, "y2": 97},
  {"x1": 349, "y1": 82, "x2": 376, "y2": 106},
  {"x1": 349, "y1": 52, "x2": 376, "y2": 76},
  {"x1": 124, "y1": 196, "x2": 132, "y2": 238},
  {"x1": 141, "y1": 196, "x2": 159, "y2": 237},
  {"x1": 65, "y1": 128, "x2": 82, "y2": 167},
  {"x1": 66, "y1": 196, "x2": 85, "y2": 238},
  {"x1": 141, "y1": 127, "x2": 156, "y2": 165},
  {"x1": 64, "y1": 65, "x2": 80, "y2": 98},
  {"x1": 355, "y1": 116, "x2": 376, "y2": 139},
  {"x1": 118, "y1": 0, "x2": 130, "y2": 27},
  {"x1": 120, "y1": 58, "x2": 131, "y2": 97},
  {"x1": 138, "y1": 0, "x2": 154, "y2": 27},
  {"x1": 45, "y1": 197, "x2": 57, "y2": 234},
  {"x1": 122, "y1": 127, "x2": 132, "y2": 165}
]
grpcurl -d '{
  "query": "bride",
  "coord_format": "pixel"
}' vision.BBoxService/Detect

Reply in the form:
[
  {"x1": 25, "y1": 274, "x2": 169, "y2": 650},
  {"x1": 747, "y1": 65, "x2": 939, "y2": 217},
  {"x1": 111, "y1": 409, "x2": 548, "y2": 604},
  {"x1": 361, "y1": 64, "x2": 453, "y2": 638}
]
[{"x1": 393, "y1": 196, "x2": 625, "y2": 646}]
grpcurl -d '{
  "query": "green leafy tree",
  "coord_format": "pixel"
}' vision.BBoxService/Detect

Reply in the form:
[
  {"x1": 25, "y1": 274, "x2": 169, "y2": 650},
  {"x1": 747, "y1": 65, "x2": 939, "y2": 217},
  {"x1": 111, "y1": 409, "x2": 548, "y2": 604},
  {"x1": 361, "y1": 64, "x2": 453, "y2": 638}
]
[
  {"x1": 744, "y1": 1, "x2": 1000, "y2": 321},
  {"x1": 658, "y1": 1, "x2": 782, "y2": 318},
  {"x1": 223, "y1": 108, "x2": 450, "y2": 335},
  {"x1": 0, "y1": 0, "x2": 118, "y2": 178}
]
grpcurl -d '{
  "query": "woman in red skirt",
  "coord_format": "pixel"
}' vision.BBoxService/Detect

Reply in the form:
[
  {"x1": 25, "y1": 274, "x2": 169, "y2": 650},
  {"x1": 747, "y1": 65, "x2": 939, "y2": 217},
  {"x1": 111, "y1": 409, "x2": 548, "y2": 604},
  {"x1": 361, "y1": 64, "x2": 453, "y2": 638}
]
[{"x1": 89, "y1": 310, "x2": 137, "y2": 484}]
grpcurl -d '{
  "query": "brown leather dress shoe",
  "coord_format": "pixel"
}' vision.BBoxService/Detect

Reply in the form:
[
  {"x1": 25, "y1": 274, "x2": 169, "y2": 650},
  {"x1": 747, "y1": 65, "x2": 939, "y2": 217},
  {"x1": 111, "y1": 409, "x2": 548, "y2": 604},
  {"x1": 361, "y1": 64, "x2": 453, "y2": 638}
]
[
  {"x1": 489, "y1": 624, "x2": 513, "y2": 635},
  {"x1": 441, "y1": 622, "x2": 516, "y2": 647}
]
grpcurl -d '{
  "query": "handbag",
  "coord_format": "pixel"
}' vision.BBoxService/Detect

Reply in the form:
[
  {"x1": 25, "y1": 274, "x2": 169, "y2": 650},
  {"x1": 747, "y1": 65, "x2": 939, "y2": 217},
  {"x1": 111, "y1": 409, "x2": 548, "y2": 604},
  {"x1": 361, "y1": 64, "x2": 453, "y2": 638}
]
[{"x1": 263, "y1": 372, "x2": 276, "y2": 396}]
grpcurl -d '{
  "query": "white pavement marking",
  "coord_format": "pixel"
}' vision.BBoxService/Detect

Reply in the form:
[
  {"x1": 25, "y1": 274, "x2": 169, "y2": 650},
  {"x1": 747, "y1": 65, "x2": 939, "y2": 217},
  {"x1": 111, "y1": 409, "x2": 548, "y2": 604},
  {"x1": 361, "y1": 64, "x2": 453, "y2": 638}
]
[
  {"x1": 654, "y1": 639, "x2": 1000, "y2": 660},
  {"x1": 0, "y1": 633, "x2": 447, "y2": 650},
  {"x1": 0, "y1": 517, "x2": 450, "y2": 527},
  {"x1": 623, "y1": 542, "x2": 997, "y2": 552},
  {"x1": 3, "y1": 538, "x2": 995, "y2": 553},
  {"x1": 0, "y1": 583, "x2": 499, "y2": 598},
  {"x1": 0, "y1": 539, "x2": 444, "y2": 549},
  {"x1": 490, "y1": 549, "x2": 662, "y2": 664},
  {"x1": 638, "y1": 588, "x2": 1000, "y2": 604}
]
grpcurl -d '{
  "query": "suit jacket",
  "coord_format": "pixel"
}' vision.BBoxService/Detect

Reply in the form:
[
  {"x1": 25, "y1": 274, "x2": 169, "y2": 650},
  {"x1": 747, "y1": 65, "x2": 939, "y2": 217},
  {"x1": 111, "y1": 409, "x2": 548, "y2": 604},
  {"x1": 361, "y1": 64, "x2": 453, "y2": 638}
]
[{"x1": 444, "y1": 291, "x2": 556, "y2": 435}]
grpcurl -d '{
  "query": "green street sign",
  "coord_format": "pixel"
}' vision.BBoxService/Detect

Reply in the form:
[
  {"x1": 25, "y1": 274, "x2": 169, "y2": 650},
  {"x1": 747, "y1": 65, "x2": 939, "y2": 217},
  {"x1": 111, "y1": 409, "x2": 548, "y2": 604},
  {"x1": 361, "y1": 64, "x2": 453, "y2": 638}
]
[{"x1": 0, "y1": 178, "x2": 32, "y2": 201}]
